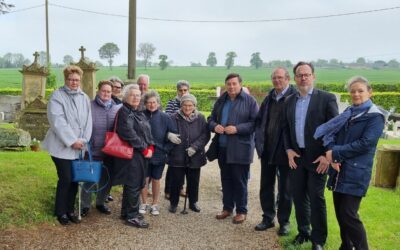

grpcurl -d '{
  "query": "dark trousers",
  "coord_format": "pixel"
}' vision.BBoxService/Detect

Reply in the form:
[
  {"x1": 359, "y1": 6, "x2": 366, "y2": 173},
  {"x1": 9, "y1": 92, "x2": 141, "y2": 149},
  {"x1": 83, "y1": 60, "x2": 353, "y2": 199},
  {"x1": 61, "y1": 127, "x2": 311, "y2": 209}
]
[
  {"x1": 164, "y1": 165, "x2": 184, "y2": 194},
  {"x1": 290, "y1": 159, "x2": 327, "y2": 245},
  {"x1": 333, "y1": 192, "x2": 368, "y2": 250},
  {"x1": 121, "y1": 184, "x2": 141, "y2": 220},
  {"x1": 259, "y1": 158, "x2": 292, "y2": 225},
  {"x1": 218, "y1": 148, "x2": 250, "y2": 214},
  {"x1": 51, "y1": 157, "x2": 78, "y2": 216},
  {"x1": 81, "y1": 162, "x2": 112, "y2": 208},
  {"x1": 169, "y1": 167, "x2": 200, "y2": 206}
]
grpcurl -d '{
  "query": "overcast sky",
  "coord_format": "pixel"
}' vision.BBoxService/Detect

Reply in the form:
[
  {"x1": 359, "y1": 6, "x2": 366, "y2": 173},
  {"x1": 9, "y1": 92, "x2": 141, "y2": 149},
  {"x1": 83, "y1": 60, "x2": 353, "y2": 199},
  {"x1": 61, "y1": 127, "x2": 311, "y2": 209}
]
[{"x1": 1, "y1": 0, "x2": 400, "y2": 66}]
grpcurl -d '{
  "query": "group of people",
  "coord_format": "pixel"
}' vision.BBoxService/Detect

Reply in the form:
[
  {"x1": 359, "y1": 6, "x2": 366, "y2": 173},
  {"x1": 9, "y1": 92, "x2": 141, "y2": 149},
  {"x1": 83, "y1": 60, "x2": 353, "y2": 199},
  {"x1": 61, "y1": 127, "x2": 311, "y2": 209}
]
[{"x1": 43, "y1": 62, "x2": 385, "y2": 250}]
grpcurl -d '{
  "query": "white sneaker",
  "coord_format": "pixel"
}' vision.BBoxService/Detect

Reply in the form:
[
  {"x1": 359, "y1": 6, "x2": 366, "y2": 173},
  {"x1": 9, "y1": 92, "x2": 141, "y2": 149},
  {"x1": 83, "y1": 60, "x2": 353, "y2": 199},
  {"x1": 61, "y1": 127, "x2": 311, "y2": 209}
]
[
  {"x1": 139, "y1": 204, "x2": 149, "y2": 214},
  {"x1": 150, "y1": 205, "x2": 160, "y2": 216}
]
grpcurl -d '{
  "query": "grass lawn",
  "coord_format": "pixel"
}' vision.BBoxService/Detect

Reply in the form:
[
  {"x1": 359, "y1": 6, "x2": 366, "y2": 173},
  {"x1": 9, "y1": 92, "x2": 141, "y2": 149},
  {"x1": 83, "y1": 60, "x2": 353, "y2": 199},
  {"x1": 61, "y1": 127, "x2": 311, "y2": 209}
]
[
  {"x1": 1, "y1": 66, "x2": 400, "y2": 88},
  {"x1": 0, "y1": 139, "x2": 399, "y2": 249}
]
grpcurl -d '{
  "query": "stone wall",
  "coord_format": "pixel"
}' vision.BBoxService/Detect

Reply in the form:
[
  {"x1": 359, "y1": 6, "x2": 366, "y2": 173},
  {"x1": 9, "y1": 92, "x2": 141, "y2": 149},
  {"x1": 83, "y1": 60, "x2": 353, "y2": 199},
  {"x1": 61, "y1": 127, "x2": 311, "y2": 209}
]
[{"x1": 0, "y1": 95, "x2": 21, "y2": 122}]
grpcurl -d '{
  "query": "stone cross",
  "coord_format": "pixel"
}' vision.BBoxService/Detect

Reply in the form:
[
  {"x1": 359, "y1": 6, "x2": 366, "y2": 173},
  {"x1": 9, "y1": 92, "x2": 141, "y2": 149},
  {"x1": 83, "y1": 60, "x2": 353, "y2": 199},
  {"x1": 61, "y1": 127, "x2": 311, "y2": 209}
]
[
  {"x1": 33, "y1": 51, "x2": 40, "y2": 64},
  {"x1": 79, "y1": 46, "x2": 86, "y2": 60}
]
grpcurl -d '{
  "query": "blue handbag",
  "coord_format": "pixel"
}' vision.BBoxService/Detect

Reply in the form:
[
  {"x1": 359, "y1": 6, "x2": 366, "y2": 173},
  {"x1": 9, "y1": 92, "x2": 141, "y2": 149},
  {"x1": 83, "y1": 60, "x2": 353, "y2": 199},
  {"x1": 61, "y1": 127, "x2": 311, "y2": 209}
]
[{"x1": 72, "y1": 143, "x2": 102, "y2": 183}]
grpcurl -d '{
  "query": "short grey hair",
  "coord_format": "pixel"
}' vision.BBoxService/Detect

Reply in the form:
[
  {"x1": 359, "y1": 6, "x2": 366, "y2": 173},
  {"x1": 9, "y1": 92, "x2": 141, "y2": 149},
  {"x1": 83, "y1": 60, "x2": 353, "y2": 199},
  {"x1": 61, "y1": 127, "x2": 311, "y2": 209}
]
[
  {"x1": 121, "y1": 83, "x2": 140, "y2": 102},
  {"x1": 271, "y1": 67, "x2": 290, "y2": 79},
  {"x1": 143, "y1": 90, "x2": 161, "y2": 105},
  {"x1": 176, "y1": 80, "x2": 190, "y2": 90},
  {"x1": 346, "y1": 76, "x2": 371, "y2": 91},
  {"x1": 137, "y1": 74, "x2": 150, "y2": 84},
  {"x1": 108, "y1": 76, "x2": 124, "y2": 87}
]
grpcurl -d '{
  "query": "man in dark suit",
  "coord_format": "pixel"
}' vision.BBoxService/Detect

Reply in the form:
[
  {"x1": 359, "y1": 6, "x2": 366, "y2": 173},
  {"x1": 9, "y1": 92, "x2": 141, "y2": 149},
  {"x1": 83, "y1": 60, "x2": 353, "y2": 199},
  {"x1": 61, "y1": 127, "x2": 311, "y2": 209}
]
[
  {"x1": 254, "y1": 67, "x2": 296, "y2": 235},
  {"x1": 283, "y1": 62, "x2": 338, "y2": 250}
]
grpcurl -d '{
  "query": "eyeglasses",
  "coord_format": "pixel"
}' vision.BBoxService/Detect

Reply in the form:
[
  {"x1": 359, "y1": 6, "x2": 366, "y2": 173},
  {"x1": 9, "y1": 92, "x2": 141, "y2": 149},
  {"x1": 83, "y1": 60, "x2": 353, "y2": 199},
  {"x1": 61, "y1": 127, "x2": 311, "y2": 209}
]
[
  {"x1": 295, "y1": 73, "x2": 312, "y2": 79},
  {"x1": 178, "y1": 88, "x2": 189, "y2": 92},
  {"x1": 113, "y1": 86, "x2": 122, "y2": 89},
  {"x1": 68, "y1": 78, "x2": 80, "y2": 82}
]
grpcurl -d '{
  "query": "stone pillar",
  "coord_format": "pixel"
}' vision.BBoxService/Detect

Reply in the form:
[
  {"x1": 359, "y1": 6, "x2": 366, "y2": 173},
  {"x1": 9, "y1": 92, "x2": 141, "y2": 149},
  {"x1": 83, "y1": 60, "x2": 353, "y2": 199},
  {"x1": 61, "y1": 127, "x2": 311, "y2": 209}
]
[
  {"x1": 19, "y1": 52, "x2": 49, "y2": 109},
  {"x1": 73, "y1": 46, "x2": 98, "y2": 99}
]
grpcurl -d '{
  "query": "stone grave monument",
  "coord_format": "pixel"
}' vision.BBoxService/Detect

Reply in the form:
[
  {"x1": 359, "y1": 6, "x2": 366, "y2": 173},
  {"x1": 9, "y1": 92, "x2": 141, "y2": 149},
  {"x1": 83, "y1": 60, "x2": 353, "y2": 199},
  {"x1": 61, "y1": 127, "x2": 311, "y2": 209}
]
[
  {"x1": 17, "y1": 97, "x2": 49, "y2": 140},
  {"x1": 72, "y1": 46, "x2": 98, "y2": 99},
  {"x1": 19, "y1": 52, "x2": 48, "y2": 109},
  {"x1": 17, "y1": 52, "x2": 50, "y2": 140}
]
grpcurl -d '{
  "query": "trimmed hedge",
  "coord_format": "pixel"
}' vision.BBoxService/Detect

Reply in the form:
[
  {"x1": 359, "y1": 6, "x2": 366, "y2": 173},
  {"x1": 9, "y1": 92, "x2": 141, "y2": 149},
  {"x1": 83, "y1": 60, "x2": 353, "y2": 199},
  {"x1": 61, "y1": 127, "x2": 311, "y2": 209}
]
[
  {"x1": 1, "y1": 88, "x2": 398, "y2": 112},
  {"x1": 339, "y1": 92, "x2": 400, "y2": 112}
]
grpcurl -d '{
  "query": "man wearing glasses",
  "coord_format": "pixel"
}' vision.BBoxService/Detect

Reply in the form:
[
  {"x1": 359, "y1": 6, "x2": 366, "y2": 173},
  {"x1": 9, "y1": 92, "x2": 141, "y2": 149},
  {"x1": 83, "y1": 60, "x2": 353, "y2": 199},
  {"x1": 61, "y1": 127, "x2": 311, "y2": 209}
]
[{"x1": 283, "y1": 62, "x2": 338, "y2": 250}]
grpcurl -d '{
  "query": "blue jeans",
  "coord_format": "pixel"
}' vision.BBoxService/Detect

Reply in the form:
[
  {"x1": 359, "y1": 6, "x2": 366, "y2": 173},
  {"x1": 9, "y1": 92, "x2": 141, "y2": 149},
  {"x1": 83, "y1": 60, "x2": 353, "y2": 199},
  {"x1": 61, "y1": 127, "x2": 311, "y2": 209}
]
[{"x1": 218, "y1": 148, "x2": 250, "y2": 214}]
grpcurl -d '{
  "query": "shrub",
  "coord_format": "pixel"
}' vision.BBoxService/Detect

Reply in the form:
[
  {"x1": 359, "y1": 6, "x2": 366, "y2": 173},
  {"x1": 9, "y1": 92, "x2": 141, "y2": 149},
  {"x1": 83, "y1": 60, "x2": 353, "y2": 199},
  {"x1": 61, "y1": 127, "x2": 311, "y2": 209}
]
[{"x1": 339, "y1": 92, "x2": 400, "y2": 112}]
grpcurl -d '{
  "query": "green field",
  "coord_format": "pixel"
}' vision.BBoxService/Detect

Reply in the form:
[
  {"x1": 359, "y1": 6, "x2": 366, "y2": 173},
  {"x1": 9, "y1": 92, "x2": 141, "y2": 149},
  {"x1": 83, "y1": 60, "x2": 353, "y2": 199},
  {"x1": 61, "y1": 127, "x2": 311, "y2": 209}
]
[{"x1": 1, "y1": 66, "x2": 400, "y2": 89}]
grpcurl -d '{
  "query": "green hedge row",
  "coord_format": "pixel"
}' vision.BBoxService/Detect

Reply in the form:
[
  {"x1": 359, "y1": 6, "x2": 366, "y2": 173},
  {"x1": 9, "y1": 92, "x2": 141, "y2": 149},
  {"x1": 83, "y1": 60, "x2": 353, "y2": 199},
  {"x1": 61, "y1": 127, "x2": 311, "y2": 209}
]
[
  {"x1": 339, "y1": 92, "x2": 400, "y2": 112},
  {"x1": 1, "y1": 88, "x2": 398, "y2": 112}
]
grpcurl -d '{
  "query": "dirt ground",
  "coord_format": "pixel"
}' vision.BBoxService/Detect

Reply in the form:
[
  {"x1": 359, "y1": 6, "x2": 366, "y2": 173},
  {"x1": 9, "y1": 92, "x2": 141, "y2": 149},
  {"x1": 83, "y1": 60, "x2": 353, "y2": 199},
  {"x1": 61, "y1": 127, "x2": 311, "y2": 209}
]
[{"x1": 0, "y1": 156, "x2": 281, "y2": 250}]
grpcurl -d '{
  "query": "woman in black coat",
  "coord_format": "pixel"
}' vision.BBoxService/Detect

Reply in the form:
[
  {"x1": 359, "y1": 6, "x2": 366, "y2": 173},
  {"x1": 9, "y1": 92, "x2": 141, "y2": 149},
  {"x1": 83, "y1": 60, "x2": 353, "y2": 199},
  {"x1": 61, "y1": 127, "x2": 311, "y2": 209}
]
[
  {"x1": 113, "y1": 84, "x2": 154, "y2": 228},
  {"x1": 168, "y1": 94, "x2": 210, "y2": 213}
]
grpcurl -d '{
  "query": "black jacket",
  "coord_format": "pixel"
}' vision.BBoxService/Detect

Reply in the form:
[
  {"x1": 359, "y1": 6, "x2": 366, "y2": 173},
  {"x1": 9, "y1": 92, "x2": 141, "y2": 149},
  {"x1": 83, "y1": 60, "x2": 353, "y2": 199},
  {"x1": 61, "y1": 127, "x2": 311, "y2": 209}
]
[
  {"x1": 168, "y1": 111, "x2": 210, "y2": 168},
  {"x1": 283, "y1": 89, "x2": 338, "y2": 165},
  {"x1": 112, "y1": 103, "x2": 154, "y2": 186},
  {"x1": 255, "y1": 85, "x2": 297, "y2": 164}
]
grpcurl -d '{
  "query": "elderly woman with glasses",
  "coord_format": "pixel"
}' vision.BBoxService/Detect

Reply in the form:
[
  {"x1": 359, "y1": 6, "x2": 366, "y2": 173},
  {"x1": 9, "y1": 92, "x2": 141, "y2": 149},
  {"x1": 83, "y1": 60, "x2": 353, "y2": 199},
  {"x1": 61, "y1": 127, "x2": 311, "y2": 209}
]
[
  {"x1": 109, "y1": 76, "x2": 124, "y2": 104},
  {"x1": 112, "y1": 84, "x2": 154, "y2": 228},
  {"x1": 315, "y1": 76, "x2": 386, "y2": 250},
  {"x1": 167, "y1": 94, "x2": 210, "y2": 213},
  {"x1": 42, "y1": 65, "x2": 92, "y2": 225}
]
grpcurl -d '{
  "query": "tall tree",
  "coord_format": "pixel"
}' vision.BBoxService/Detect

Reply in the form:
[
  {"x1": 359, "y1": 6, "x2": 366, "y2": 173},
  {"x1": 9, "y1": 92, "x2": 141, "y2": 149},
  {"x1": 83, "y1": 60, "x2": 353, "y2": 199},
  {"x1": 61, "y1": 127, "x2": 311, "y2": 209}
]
[
  {"x1": 250, "y1": 52, "x2": 263, "y2": 69},
  {"x1": 0, "y1": 0, "x2": 14, "y2": 14},
  {"x1": 225, "y1": 51, "x2": 237, "y2": 69},
  {"x1": 12, "y1": 53, "x2": 25, "y2": 67},
  {"x1": 63, "y1": 55, "x2": 74, "y2": 65},
  {"x1": 159, "y1": 54, "x2": 168, "y2": 70},
  {"x1": 206, "y1": 52, "x2": 217, "y2": 67},
  {"x1": 356, "y1": 57, "x2": 366, "y2": 65},
  {"x1": 38, "y1": 51, "x2": 48, "y2": 66},
  {"x1": 137, "y1": 43, "x2": 156, "y2": 70},
  {"x1": 99, "y1": 42, "x2": 120, "y2": 70}
]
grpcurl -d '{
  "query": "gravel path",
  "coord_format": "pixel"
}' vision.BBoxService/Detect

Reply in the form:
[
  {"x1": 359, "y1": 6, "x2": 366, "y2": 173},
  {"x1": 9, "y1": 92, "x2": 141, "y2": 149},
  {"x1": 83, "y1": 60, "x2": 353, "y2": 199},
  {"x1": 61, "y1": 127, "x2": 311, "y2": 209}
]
[{"x1": 0, "y1": 156, "x2": 281, "y2": 250}]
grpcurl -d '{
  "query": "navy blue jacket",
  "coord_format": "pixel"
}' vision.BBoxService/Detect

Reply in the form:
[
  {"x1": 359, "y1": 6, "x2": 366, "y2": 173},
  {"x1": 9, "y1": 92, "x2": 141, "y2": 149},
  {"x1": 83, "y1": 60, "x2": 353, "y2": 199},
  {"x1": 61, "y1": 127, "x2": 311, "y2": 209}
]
[
  {"x1": 144, "y1": 109, "x2": 176, "y2": 165},
  {"x1": 327, "y1": 104, "x2": 385, "y2": 197},
  {"x1": 208, "y1": 89, "x2": 259, "y2": 165}
]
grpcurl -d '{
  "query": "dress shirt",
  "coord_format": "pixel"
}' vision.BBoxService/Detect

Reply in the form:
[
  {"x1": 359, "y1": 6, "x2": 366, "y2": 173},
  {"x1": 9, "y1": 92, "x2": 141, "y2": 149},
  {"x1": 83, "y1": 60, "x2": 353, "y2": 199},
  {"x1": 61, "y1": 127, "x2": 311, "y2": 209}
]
[{"x1": 295, "y1": 88, "x2": 313, "y2": 148}]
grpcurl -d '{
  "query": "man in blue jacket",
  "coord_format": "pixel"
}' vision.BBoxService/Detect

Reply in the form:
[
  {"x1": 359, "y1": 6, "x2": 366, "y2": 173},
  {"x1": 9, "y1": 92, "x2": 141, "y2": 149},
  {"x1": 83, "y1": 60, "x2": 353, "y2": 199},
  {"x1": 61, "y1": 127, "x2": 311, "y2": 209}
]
[
  {"x1": 254, "y1": 67, "x2": 296, "y2": 235},
  {"x1": 208, "y1": 73, "x2": 258, "y2": 224}
]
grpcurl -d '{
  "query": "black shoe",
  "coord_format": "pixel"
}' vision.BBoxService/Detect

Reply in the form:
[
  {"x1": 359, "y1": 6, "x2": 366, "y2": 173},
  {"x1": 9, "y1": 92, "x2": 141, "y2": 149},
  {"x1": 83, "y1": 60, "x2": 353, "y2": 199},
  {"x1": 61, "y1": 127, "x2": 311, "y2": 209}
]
[
  {"x1": 189, "y1": 203, "x2": 201, "y2": 212},
  {"x1": 67, "y1": 213, "x2": 80, "y2": 224},
  {"x1": 126, "y1": 217, "x2": 149, "y2": 228},
  {"x1": 312, "y1": 243, "x2": 324, "y2": 250},
  {"x1": 57, "y1": 214, "x2": 69, "y2": 225},
  {"x1": 96, "y1": 205, "x2": 111, "y2": 215},
  {"x1": 81, "y1": 207, "x2": 90, "y2": 217},
  {"x1": 292, "y1": 234, "x2": 310, "y2": 245},
  {"x1": 169, "y1": 205, "x2": 177, "y2": 213},
  {"x1": 255, "y1": 220, "x2": 275, "y2": 231},
  {"x1": 107, "y1": 195, "x2": 114, "y2": 202},
  {"x1": 278, "y1": 224, "x2": 290, "y2": 236},
  {"x1": 120, "y1": 213, "x2": 143, "y2": 220}
]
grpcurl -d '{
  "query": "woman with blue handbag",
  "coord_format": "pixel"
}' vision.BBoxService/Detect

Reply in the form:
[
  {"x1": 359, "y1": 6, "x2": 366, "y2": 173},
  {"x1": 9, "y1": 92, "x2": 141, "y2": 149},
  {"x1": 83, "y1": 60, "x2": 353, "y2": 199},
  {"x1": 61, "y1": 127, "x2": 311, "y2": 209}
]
[
  {"x1": 42, "y1": 65, "x2": 92, "y2": 225},
  {"x1": 113, "y1": 84, "x2": 154, "y2": 228},
  {"x1": 80, "y1": 80, "x2": 122, "y2": 217}
]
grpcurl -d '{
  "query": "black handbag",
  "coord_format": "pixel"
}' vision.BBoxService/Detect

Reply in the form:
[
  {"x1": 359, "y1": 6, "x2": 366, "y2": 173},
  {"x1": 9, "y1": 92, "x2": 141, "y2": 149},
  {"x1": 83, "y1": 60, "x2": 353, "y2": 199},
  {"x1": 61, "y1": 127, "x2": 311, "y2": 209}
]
[{"x1": 206, "y1": 134, "x2": 219, "y2": 162}]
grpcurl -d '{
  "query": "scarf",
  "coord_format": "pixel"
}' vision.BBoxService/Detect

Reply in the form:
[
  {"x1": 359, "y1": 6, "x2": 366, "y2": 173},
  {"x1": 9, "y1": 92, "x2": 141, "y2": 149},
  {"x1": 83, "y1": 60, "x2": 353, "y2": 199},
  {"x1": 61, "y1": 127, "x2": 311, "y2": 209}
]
[
  {"x1": 62, "y1": 85, "x2": 81, "y2": 95},
  {"x1": 178, "y1": 109, "x2": 198, "y2": 122},
  {"x1": 95, "y1": 95, "x2": 112, "y2": 110},
  {"x1": 314, "y1": 99, "x2": 372, "y2": 146}
]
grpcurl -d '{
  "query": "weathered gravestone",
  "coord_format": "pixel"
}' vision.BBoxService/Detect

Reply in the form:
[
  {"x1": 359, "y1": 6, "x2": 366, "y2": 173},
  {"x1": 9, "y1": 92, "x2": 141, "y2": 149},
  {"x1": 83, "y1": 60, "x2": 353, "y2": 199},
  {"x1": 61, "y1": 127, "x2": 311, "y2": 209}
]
[
  {"x1": 17, "y1": 97, "x2": 49, "y2": 141},
  {"x1": 0, "y1": 127, "x2": 31, "y2": 149},
  {"x1": 72, "y1": 46, "x2": 98, "y2": 99},
  {"x1": 19, "y1": 52, "x2": 48, "y2": 109}
]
